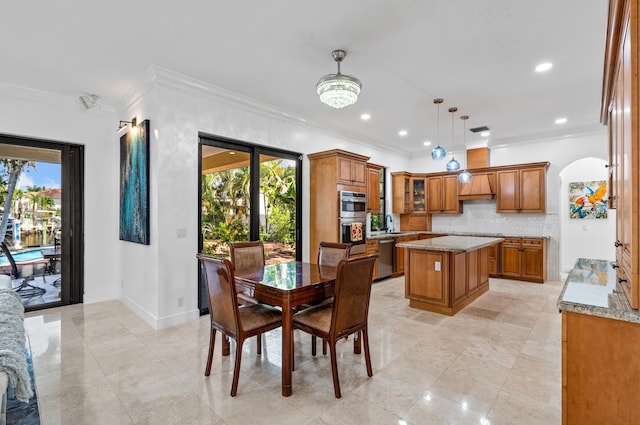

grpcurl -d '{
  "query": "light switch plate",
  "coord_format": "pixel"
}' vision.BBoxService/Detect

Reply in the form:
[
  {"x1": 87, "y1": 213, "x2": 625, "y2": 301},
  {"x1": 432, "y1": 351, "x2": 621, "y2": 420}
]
[{"x1": 435, "y1": 261, "x2": 441, "y2": 271}]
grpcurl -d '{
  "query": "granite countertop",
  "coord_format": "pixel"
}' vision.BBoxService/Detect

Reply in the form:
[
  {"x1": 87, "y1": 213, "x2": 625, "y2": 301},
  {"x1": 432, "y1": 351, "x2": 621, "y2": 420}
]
[
  {"x1": 368, "y1": 230, "x2": 548, "y2": 240},
  {"x1": 557, "y1": 258, "x2": 640, "y2": 324},
  {"x1": 395, "y1": 235, "x2": 504, "y2": 252}
]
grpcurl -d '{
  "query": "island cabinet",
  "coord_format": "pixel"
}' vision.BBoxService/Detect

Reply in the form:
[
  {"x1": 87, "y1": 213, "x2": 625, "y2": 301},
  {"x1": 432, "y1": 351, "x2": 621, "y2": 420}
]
[
  {"x1": 487, "y1": 243, "x2": 500, "y2": 277},
  {"x1": 366, "y1": 163, "x2": 383, "y2": 213},
  {"x1": 496, "y1": 163, "x2": 548, "y2": 213},
  {"x1": 500, "y1": 237, "x2": 547, "y2": 283},
  {"x1": 398, "y1": 236, "x2": 503, "y2": 315},
  {"x1": 427, "y1": 175, "x2": 462, "y2": 214},
  {"x1": 602, "y1": 0, "x2": 639, "y2": 309},
  {"x1": 308, "y1": 149, "x2": 370, "y2": 263}
]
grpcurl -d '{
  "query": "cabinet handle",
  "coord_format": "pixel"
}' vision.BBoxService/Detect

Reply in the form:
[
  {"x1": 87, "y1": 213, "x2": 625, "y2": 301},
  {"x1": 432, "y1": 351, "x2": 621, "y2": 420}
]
[
  {"x1": 612, "y1": 264, "x2": 619, "y2": 269},
  {"x1": 618, "y1": 278, "x2": 628, "y2": 284},
  {"x1": 614, "y1": 241, "x2": 623, "y2": 247}
]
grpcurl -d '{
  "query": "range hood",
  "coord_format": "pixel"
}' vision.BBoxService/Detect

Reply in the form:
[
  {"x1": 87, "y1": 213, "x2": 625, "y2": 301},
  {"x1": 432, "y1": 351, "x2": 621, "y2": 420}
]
[
  {"x1": 458, "y1": 148, "x2": 496, "y2": 200},
  {"x1": 458, "y1": 171, "x2": 496, "y2": 200}
]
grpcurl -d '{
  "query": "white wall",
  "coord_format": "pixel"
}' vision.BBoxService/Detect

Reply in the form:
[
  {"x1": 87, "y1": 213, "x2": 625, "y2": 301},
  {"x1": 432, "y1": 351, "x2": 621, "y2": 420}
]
[
  {"x1": 559, "y1": 157, "x2": 615, "y2": 273},
  {"x1": 0, "y1": 83, "x2": 121, "y2": 304}
]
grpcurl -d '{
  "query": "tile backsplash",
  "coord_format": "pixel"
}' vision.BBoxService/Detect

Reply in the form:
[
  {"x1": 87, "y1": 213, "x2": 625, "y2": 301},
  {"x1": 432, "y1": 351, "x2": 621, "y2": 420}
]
[{"x1": 432, "y1": 200, "x2": 560, "y2": 280}]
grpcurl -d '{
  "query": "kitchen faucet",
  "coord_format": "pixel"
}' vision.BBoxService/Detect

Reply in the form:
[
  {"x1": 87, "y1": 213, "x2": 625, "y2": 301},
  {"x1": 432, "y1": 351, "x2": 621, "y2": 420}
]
[{"x1": 386, "y1": 214, "x2": 393, "y2": 232}]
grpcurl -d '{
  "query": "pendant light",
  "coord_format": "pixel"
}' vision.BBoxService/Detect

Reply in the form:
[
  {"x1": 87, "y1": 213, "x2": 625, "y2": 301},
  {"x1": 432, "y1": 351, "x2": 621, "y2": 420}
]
[
  {"x1": 430, "y1": 98, "x2": 446, "y2": 160},
  {"x1": 458, "y1": 115, "x2": 473, "y2": 183},
  {"x1": 446, "y1": 107, "x2": 460, "y2": 172}
]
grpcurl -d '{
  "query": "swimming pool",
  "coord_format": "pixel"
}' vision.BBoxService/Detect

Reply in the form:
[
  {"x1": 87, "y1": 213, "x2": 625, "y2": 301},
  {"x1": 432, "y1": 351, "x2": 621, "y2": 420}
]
[{"x1": 0, "y1": 248, "x2": 45, "y2": 267}]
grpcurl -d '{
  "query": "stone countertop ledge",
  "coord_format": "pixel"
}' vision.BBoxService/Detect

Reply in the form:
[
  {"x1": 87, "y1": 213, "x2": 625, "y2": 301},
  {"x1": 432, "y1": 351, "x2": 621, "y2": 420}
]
[
  {"x1": 395, "y1": 235, "x2": 504, "y2": 253},
  {"x1": 557, "y1": 258, "x2": 640, "y2": 324}
]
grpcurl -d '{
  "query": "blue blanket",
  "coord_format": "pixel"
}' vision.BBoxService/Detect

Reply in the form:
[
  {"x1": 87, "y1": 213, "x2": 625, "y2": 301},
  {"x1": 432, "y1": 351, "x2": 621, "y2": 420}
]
[{"x1": 0, "y1": 288, "x2": 32, "y2": 403}]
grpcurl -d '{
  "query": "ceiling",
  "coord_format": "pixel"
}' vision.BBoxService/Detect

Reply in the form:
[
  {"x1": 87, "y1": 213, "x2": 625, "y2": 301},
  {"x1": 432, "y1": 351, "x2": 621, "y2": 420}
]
[{"x1": 0, "y1": 1, "x2": 608, "y2": 154}]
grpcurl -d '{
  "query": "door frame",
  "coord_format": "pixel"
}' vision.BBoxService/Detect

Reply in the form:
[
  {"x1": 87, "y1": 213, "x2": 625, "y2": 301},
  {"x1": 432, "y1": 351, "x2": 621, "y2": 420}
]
[
  {"x1": 0, "y1": 133, "x2": 84, "y2": 311},
  {"x1": 197, "y1": 133, "x2": 302, "y2": 314}
]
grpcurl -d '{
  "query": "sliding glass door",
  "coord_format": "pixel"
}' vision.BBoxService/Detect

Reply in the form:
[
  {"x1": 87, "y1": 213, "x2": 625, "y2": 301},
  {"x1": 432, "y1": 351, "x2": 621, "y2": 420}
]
[
  {"x1": 0, "y1": 135, "x2": 83, "y2": 311},
  {"x1": 198, "y1": 134, "x2": 301, "y2": 313}
]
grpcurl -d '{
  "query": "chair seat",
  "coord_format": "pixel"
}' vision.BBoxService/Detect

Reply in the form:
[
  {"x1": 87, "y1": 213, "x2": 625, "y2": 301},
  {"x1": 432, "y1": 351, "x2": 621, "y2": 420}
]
[
  {"x1": 292, "y1": 303, "x2": 332, "y2": 335},
  {"x1": 239, "y1": 303, "x2": 282, "y2": 332}
]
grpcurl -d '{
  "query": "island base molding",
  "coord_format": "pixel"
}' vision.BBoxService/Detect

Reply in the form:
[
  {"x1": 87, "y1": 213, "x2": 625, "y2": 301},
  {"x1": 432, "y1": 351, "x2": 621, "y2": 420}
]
[{"x1": 408, "y1": 284, "x2": 489, "y2": 316}]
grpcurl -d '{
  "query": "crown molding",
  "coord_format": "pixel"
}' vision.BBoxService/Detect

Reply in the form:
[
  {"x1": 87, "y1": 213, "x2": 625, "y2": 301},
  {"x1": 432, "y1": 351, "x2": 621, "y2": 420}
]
[
  {"x1": 122, "y1": 65, "x2": 404, "y2": 155},
  {"x1": 487, "y1": 124, "x2": 607, "y2": 149},
  {"x1": 0, "y1": 82, "x2": 115, "y2": 113}
]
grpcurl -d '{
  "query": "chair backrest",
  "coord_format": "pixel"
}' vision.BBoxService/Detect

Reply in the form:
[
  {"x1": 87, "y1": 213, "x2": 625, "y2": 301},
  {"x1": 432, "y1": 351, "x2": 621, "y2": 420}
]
[
  {"x1": 230, "y1": 241, "x2": 265, "y2": 272},
  {"x1": 330, "y1": 254, "x2": 378, "y2": 339},
  {"x1": 317, "y1": 241, "x2": 352, "y2": 267},
  {"x1": 197, "y1": 254, "x2": 240, "y2": 337}
]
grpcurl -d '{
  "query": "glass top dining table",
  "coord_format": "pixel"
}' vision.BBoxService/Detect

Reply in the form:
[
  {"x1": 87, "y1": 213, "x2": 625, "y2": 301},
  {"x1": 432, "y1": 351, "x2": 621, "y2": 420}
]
[{"x1": 234, "y1": 260, "x2": 337, "y2": 397}]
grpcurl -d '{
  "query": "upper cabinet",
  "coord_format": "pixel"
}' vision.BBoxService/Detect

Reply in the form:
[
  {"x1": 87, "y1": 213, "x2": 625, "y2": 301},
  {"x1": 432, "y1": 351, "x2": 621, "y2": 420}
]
[
  {"x1": 496, "y1": 163, "x2": 548, "y2": 213},
  {"x1": 427, "y1": 175, "x2": 462, "y2": 214},
  {"x1": 367, "y1": 163, "x2": 383, "y2": 213},
  {"x1": 601, "y1": 0, "x2": 639, "y2": 309},
  {"x1": 337, "y1": 153, "x2": 367, "y2": 186},
  {"x1": 410, "y1": 177, "x2": 427, "y2": 213},
  {"x1": 391, "y1": 172, "x2": 411, "y2": 214}
]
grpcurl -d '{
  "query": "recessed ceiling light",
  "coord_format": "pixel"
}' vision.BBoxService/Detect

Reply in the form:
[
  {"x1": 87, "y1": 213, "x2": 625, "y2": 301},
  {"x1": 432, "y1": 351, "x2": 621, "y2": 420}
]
[
  {"x1": 229, "y1": 151, "x2": 236, "y2": 155},
  {"x1": 480, "y1": 131, "x2": 490, "y2": 137},
  {"x1": 423, "y1": 141, "x2": 432, "y2": 146},
  {"x1": 555, "y1": 117, "x2": 567, "y2": 124},
  {"x1": 398, "y1": 130, "x2": 408, "y2": 136},
  {"x1": 535, "y1": 62, "x2": 553, "y2": 72},
  {"x1": 360, "y1": 113, "x2": 371, "y2": 120}
]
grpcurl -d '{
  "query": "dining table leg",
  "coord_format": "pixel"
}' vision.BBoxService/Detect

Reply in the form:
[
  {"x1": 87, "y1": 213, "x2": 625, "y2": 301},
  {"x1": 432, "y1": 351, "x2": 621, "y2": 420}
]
[{"x1": 281, "y1": 302, "x2": 293, "y2": 397}]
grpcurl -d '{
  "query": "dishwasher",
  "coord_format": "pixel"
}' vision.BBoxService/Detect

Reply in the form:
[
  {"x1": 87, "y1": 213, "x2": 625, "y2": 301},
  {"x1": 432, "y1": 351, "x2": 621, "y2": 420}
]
[{"x1": 377, "y1": 238, "x2": 394, "y2": 279}]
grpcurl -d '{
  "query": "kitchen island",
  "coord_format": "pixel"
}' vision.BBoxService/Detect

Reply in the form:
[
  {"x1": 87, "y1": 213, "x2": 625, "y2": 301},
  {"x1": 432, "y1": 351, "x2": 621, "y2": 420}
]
[{"x1": 397, "y1": 235, "x2": 504, "y2": 315}]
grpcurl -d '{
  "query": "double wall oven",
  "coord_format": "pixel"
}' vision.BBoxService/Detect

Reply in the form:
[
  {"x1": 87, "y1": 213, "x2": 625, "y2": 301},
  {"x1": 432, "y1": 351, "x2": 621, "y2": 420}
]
[{"x1": 339, "y1": 191, "x2": 367, "y2": 255}]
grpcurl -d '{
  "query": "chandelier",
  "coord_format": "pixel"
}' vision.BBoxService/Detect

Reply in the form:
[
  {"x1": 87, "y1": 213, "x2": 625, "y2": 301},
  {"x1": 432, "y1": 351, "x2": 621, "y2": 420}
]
[
  {"x1": 316, "y1": 50, "x2": 362, "y2": 109},
  {"x1": 458, "y1": 115, "x2": 472, "y2": 183},
  {"x1": 446, "y1": 107, "x2": 461, "y2": 172},
  {"x1": 431, "y1": 98, "x2": 446, "y2": 160}
]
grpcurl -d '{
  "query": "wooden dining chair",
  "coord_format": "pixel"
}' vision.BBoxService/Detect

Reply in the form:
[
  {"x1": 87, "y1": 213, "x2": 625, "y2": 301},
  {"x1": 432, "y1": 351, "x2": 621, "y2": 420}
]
[
  {"x1": 311, "y1": 241, "x2": 352, "y2": 355},
  {"x1": 197, "y1": 254, "x2": 282, "y2": 397},
  {"x1": 293, "y1": 254, "x2": 378, "y2": 398}
]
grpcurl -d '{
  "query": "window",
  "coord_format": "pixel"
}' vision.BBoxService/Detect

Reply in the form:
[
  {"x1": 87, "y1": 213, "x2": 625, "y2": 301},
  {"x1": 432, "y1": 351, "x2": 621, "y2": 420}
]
[{"x1": 369, "y1": 167, "x2": 387, "y2": 231}]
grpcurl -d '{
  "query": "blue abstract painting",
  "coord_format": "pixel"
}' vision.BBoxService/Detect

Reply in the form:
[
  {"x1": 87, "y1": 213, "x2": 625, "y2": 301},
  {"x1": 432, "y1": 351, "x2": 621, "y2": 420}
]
[{"x1": 120, "y1": 119, "x2": 150, "y2": 244}]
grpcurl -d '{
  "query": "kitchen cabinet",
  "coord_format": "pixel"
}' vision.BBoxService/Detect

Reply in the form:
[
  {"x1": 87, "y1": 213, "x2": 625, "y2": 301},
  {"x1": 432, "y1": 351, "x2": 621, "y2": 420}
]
[
  {"x1": 427, "y1": 175, "x2": 462, "y2": 214},
  {"x1": 308, "y1": 149, "x2": 371, "y2": 263},
  {"x1": 562, "y1": 311, "x2": 640, "y2": 425},
  {"x1": 496, "y1": 163, "x2": 548, "y2": 213},
  {"x1": 602, "y1": 0, "x2": 639, "y2": 309},
  {"x1": 365, "y1": 239, "x2": 379, "y2": 280},
  {"x1": 337, "y1": 153, "x2": 367, "y2": 186},
  {"x1": 393, "y1": 234, "x2": 419, "y2": 276},
  {"x1": 398, "y1": 213, "x2": 431, "y2": 231},
  {"x1": 410, "y1": 177, "x2": 426, "y2": 212},
  {"x1": 487, "y1": 243, "x2": 499, "y2": 277},
  {"x1": 500, "y1": 237, "x2": 546, "y2": 283},
  {"x1": 391, "y1": 172, "x2": 411, "y2": 214},
  {"x1": 366, "y1": 163, "x2": 383, "y2": 213}
]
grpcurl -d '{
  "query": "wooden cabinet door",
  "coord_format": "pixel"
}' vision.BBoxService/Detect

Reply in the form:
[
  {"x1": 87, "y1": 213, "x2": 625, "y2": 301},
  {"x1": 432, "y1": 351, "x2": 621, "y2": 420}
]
[
  {"x1": 487, "y1": 243, "x2": 500, "y2": 276},
  {"x1": 337, "y1": 157, "x2": 366, "y2": 186},
  {"x1": 442, "y1": 175, "x2": 461, "y2": 213},
  {"x1": 366, "y1": 240, "x2": 379, "y2": 280},
  {"x1": 395, "y1": 237, "x2": 406, "y2": 275},
  {"x1": 391, "y1": 172, "x2": 410, "y2": 214},
  {"x1": 466, "y1": 249, "x2": 479, "y2": 294},
  {"x1": 496, "y1": 170, "x2": 519, "y2": 213},
  {"x1": 367, "y1": 165, "x2": 381, "y2": 213},
  {"x1": 427, "y1": 176, "x2": 443, "y2": 213},
  {"x1": 500, "y1": 239, "x2": 522, "y2": 278},
  {"x1": 410, "y1": 177, "x2": 426, "y2": 212},
  {"x1": 519, "y1": 167, "x2": 546, "y2": 213},
  {"x1": 405, "y1": 250, "x2": 449, "y2": 307},
  {"x1": 521, "y1": 244, "x2": 544, "y2": 281}
]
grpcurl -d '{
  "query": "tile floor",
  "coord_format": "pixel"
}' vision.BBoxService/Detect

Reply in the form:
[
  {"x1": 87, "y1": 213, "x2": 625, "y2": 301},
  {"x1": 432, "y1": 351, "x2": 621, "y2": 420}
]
[{"x1": 24, "y1": 277, "x2": 563, "y2": 425}]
